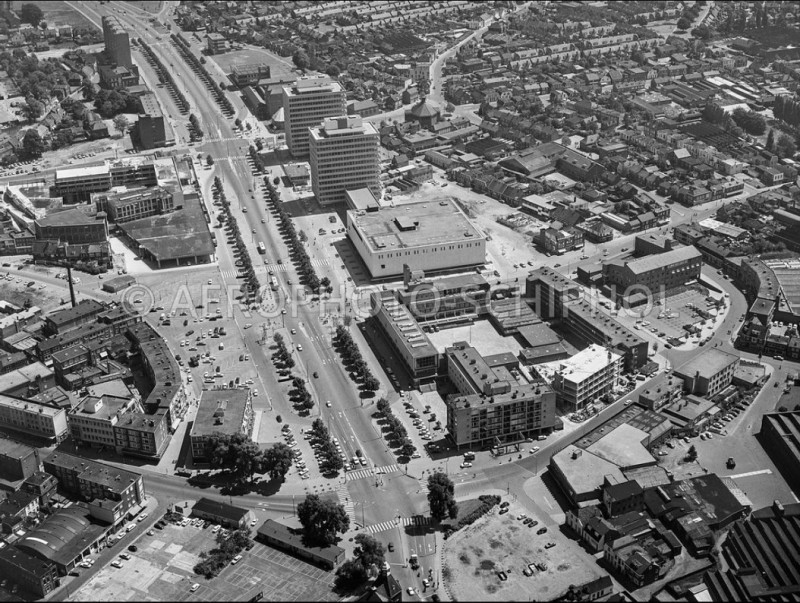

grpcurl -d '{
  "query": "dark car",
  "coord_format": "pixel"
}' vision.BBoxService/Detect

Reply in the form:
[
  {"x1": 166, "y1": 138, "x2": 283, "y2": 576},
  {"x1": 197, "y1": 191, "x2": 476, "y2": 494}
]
[
  {"x1": 500, "y1": 501, "x2": 510, "y2": 508},
  {"x1": 499, "y1": 508, "x2": 509, "y2": 515},
  {"x1": 388, "y1": 542, "x2": 394, "y2": 552},
  {"x1": 128, "y1": 545, "x2": 138, "y2": 552},
  {"x1": 537, "y1": 527, "x2": 548, "y2": 535}
]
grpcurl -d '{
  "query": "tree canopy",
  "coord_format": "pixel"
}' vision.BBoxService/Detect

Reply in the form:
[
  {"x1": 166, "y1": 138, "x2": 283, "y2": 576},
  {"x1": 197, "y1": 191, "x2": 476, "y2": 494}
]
[
  {"x1": 20, "y1": 4, "x2": 43, "y2": 27},
  {"x1": 297, "y1": 494, "x2": 350, "y2": 546},
  {"x1": 206, "y1": 433, "x2": 294, "y2": 484},
  {"x1": 427, "y1": 471, "x2": 458, "y2": 521}
]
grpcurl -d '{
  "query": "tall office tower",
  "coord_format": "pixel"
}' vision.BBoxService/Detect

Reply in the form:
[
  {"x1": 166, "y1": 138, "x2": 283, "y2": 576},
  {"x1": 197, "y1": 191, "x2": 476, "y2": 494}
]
[
  {"x1": 309, "y1": 116, "x2": 380, "y2": 206},
  {"x1": 102, "y1": 15, "x2": 132, "y2": 68},
  {"x1": 282, "y1": 76, "x2": 346, "y2": 158}
]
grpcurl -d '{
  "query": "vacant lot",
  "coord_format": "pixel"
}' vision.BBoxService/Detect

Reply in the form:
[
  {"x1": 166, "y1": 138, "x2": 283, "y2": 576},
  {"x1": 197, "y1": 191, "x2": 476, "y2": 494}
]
[
  {"x1": 73, "y1": 521, "x2": 338, "y2": 602},
  {"x1": 0, "y1": 272, "x2": 69, "y2": 313},
  {"x1": 36, "y1": 0, "x2": 98, "y2": 30},
  {"x1": 443, "y1": 504, "x2": 606, "y2": 601},
  {"x1": 211, "y1": 47, "x2": 296, "y2": 80}
]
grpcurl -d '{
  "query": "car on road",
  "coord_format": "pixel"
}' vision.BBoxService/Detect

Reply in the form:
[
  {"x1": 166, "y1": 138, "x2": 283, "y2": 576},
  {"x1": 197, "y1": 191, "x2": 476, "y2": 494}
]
[
  {"x1": 297, "y1": 344, "x2": 303, "y2": 351},
  {"x1": 313, "y1": 372, "x2": 319, "y2": 378},
  {"x1": 624, "y1": 400, "x2": 633, "y2": 406},
  {"x1": 388, "y1": 542, "x2": 394, "y2": 552},
  {"x1": 544, "y1": 542, "x2": 556, "y2": 549},
  {"x1": 326, "y1": 400, "x2": 331, "y2": 407}
]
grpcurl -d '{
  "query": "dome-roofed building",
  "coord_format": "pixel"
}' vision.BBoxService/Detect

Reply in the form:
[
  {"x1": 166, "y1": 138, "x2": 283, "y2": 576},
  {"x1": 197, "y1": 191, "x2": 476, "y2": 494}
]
[
  {"x1": 405, "y1": 97, "x2": 441, "y2": 130},
  {"x1": 16, "y1": 505, "x2": 107, "y2": 574}
]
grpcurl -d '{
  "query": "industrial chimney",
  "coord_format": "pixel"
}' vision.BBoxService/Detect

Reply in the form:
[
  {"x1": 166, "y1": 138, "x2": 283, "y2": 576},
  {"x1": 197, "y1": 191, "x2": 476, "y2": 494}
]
[{"x1": 66, "y1": 265, "x2": 77, "y2": 308}]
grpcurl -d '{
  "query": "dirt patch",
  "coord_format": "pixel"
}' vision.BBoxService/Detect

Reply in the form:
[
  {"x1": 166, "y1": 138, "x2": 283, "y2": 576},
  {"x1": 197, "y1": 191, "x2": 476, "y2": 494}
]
[{"x1": 443, "y1": 504, "x2": 607, "y2": 601}]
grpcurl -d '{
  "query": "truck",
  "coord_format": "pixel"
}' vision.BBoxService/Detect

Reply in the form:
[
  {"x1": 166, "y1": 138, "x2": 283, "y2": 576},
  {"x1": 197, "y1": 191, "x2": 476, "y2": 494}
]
[{"x1": 257, "y1": 242, "x2": 266, "y2": 254}]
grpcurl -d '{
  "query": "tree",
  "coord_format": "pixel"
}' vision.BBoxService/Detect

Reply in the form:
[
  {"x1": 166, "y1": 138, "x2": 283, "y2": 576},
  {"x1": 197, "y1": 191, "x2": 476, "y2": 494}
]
[
  {"x1": 292, "y1": 49, "x2": 309, "y2": 71},
  {"x1": 334, "y1": 558, "x2": 368, "y2": 590},
  {"x1": 376, "y1": 398, "x2": 390, "y2": 415},
  {"x1": 766, "y1": 129, "x2": 775, "y2": 152},
  {"x1": 691, "y1": 24, "x2": 711, "y2": 39},
  {"x1": 113, "y1": 114, "x2": 130, "y2": 135},
  {"x1": 20, "y1": 129, "x2": 45, "y2": 160},
  {"x1": 677, "y1": 17, "x2": 691, "y2": 30},
  {"x1": 427, "y1": 471, "x2": 458, "y2": 522},
  {"x1": 299, "y1": 230, "x2": 308, "y2": 243},
  {"x1": 354, "y1": 533, "x2": 385, "y2": 567},
  {"x1": 20, "y1": 3, "x2": 43, "y2": 27},
  {"x1": 207, "y1": 155, "x2": 215, "y2": 166},
  {"x1": 234, "y1": 118, "x2": 242, "y2": 129},
  {"x1": 22, "y1": 97, "x2": 45, "y2": 122},
  {"x1": 261, "y1": 443, "x2": 294, "y2": 481},
  {"x1": 363, "y1": 374, "x2": 380, "y2": 392},
  {"x1": 297, "y1": 494, "x2": 350, "y2": 546},
  {"x1": 325, "y1": 64, "x2": 341, "y2": 78},
  {"x1": 776, "y1": 134, "x2": 797, "y2": 158},
  {"x1": 686, "y1": 445, "x2": 698, "y2": 462},
  {"x1": 207, "y1": 432, "x2": 264, "y2": 483}
]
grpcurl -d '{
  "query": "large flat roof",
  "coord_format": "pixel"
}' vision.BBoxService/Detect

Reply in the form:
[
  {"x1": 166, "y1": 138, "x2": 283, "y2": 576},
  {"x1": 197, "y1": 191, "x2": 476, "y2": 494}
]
[
  {"x1": 191, "y1": 389, "x2": 251, "y2": 438},
  {"x1": 538, "y1": 344, "x2": 621, "y2": 385},
  {"x1": 55, "y1": 163, "x2": 109, "y2": 181},
  {"x1": 375, "y1": 291, "x2": 437, "y2": 359},
  {"x1": 46, "y1": 299, "x2": 105, "y2": 327},
  {"x1": 348, "y1": 198, "x2": 484, "y2": 252},
  {"x1": 36, "y1": 208, "x2": 101, "y2": 228},
  {"x1": 613, "y1": 245, "x2": 702, "y2": 276},
  {"x1": 675, "y1": 348, "x2": 739, "y2": 380},
  {"x1": 117, "y1": 204, "x2": 214, "y2": 261},
  {"x1": 0, "y1": 394, "x2": 62, "y2": 417},
  {"x1": 552, "y1": 445, "x2": 626, "y2": 497},
  {"x1": 586, "y1": 423, "x2": 655, "y2": 469}
]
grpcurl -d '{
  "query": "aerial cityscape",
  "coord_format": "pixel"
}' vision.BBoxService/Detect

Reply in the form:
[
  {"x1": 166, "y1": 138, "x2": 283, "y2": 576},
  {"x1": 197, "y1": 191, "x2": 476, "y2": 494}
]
[{"x1": 0, "y1": 0, "x2": 798, "y2": 601}]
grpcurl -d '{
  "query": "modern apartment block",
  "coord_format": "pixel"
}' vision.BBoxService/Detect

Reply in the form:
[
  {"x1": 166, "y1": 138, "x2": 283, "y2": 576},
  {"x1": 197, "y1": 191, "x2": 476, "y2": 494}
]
[
  {"x1": 602, "y1": 246, "x2": 703, "y2": 306},
  {"x1": 206, "y1": 32, "x2": 228, "y2": 55},
  {"x1": 535, "y1": 344, "x2": 623, "y2": 411},
  {"x1": 445, "y1": 342, "x2": 557, "y2": 450},
  {"x1": 136, "y1": 93, "x2": 167, "y2": 150},
  {"x1": 347, "y1": 199, "x2": 486, "y2": 279},
  {"x1": 102, "y1": 15, "x2": 132, "y2": 68},
  {"x1": 283, "y1": 76, "x2": 346, "y2": 157},
  {"x1": 309, "y1": 115, "x2": 380, "y2": 206}
]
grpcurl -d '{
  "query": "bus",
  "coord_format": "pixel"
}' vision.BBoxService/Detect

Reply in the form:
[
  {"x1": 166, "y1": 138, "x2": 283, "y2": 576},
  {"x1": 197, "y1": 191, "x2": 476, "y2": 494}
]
[
  {"x1": 257, "y1": 242, "x2": 266, "y2": 254},
  {"x1": 270, "y1": 276, "x2": 278, "y2": 291}
]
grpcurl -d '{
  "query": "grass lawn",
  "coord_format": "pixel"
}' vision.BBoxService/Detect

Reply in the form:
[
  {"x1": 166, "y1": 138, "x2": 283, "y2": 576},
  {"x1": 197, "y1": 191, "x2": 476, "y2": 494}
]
[{"x1": 33, "y1": 0, "x2": 98, "y2": 30}]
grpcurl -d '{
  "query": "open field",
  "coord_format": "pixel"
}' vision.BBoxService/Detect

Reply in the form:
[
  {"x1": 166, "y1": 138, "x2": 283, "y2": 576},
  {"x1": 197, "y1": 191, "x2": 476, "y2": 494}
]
[
  {"x1": 443, "y1": 502, "x2": 606, "y2": 601},
  {"x1": 124, "y1": 0, "x2": 164, "y2": 13},
  {"x1": 73, "y1": 521, "x2": 338, "y2": 602},
  {"x1": 32, "y1": 0, "x2": 98, "y2": 30}
]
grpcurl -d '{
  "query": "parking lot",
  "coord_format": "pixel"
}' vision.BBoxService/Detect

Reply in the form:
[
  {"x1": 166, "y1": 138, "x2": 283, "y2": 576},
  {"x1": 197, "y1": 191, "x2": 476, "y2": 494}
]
[{"x1": 73, "y1": 520, "x2": 338, "y2": 602}]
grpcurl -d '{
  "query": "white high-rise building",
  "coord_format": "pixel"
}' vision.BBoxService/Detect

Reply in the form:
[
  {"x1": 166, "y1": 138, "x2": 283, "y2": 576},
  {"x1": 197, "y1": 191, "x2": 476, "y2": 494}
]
[
  {"x1": 309, "y1": 115, "x2": 380, "y2": 206},
  {"x1": 283, "y1": 76, "x2": 346, "y2": 158}
]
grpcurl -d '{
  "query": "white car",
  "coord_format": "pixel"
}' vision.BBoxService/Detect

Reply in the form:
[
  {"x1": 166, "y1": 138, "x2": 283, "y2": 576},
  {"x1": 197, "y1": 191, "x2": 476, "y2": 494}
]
[
  {"x1": 191, "y1": 583, "x2": 200, "y2": 592},
  {"x1": 326, "y1": 401, "x2": 332, "y2": 407},
  {"x1": 253, "y1": 389, "x2": 259, "y2": 396},
  {"x1": 111, "y1": 560, "x2": 123, "y2": 568},
  {"x1": 137, "y1": 512, "x2": 148, "y2": 522},
  {"x1": 460, "y1": 462, "x2": 472, "y2": 468},
  {"x1": 232, "y1": 554, "x2": 243, "y2": 565}
]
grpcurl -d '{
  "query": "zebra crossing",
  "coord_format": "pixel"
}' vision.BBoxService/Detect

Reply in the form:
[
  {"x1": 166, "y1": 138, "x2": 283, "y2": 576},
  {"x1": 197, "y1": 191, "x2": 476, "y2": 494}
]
[
  {"x1": 336, "y1": 485, "x2": 355, "y2": 521},
  {"x1": 374, "y1": 464, "x2": 401, "y2": 475},
  {"x1": 346, "y1": 463, "x2": 401, "y2": 482},
  {"x1": 217, "y1": 258, "x2": 329, "y2": 281},
  {"x1": 364, "y1": 515, "x2": 432, "y2": 535},
  {"x1": 346, "y1": 467, "x2": 374, "y2": 481},
  {"x1": 210, "y1": 155, "x2": 251, "y2": 162}
]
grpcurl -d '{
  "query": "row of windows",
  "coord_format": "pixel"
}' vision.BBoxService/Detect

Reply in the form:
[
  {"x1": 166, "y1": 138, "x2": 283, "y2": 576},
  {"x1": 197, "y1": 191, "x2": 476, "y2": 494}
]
[{"x1": 376, "y1": 242, "x2": 481, "y2": 260}]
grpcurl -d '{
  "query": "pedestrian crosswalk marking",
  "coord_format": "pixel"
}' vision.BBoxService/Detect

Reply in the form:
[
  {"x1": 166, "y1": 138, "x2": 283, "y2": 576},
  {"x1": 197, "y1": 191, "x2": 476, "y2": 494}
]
[
  {"x1": 346, "y1": 468, "x2": 374, "y2": 481},
  {"x1": 336, "y1": 484, "x2": 355, "y2": 521},
  {"x1": 374, "y1": 464, "x2": 401, "y2": 475},
  {"x1": 364, "y1": 516, "x2": 432, "y2": 535}
]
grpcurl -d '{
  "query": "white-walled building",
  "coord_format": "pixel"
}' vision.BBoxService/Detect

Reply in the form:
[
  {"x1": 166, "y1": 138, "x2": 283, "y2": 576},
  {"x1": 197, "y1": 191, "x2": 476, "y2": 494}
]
[
  {"x1": 346, "y1": 198, "x2": 486, "y2": 279},
  {"x1": 283, "y1": 76, "x2": 346, "y2": 157},
  {"x1": 536, "y1": 344, "x2": 622, "y2": 410},
  {"x1": 309, "y1": 116, "x2": 380, "y2": 206}
]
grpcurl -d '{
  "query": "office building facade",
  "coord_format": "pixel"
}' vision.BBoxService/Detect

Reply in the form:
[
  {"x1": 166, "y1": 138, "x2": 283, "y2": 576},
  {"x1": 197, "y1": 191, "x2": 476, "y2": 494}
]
[
  {"x1": 283, "y1": 76, "x2": 346, "y2": 158},
  {"x1": 309, "y1": 115, "x2": 380, "y2": 206}
]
